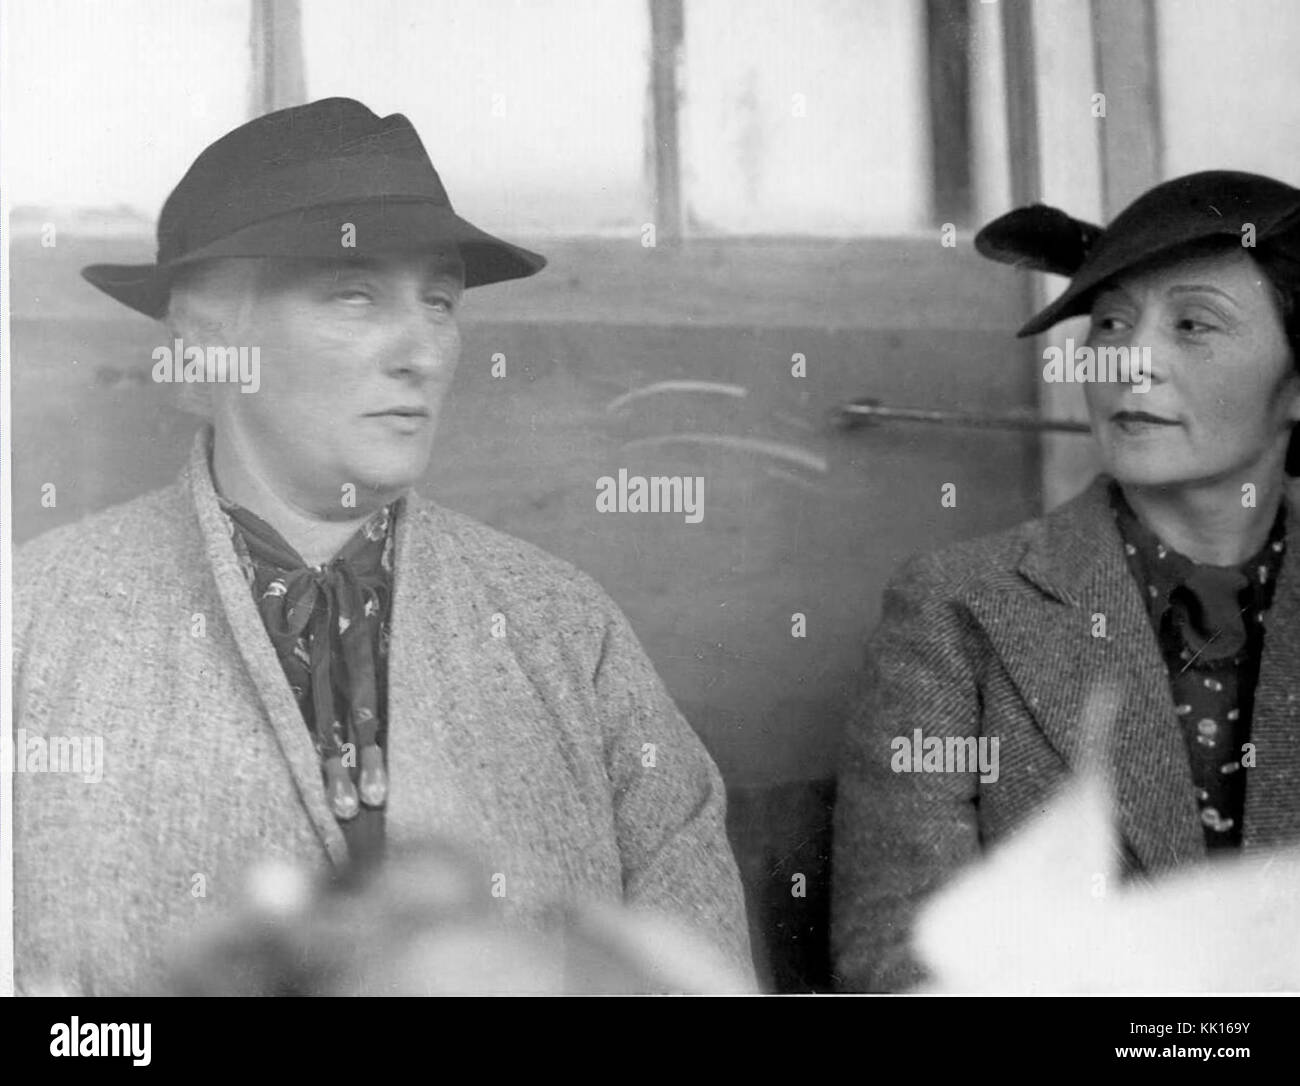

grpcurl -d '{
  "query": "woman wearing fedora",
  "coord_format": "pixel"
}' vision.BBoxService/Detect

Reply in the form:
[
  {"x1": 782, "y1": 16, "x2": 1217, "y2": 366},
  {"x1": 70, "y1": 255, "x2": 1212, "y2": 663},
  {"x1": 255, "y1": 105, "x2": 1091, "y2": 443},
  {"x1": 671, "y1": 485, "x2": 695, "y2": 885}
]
[
  {"x1": 832, "y1": 171, "x2": 1300, "y2": 992},
  {"x1": 12, "y1": 98, "x2": 754, "y2": 995}
]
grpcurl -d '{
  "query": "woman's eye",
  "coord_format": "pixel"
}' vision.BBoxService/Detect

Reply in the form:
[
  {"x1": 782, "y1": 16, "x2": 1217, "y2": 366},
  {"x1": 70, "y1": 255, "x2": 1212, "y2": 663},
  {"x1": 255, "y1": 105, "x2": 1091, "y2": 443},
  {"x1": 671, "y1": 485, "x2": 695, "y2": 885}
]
[
  {"x1": 425, "y1": 295, "x2": 455, "y2": 313},
  {"x1": 1175, "y1": 316, "x2": 1217, "y2": 334},
  {"x1": 332, "y1": 288, "x2": 373, "y2": 303},
  {"x1": 1091, "y1": 315, "x2": 1129, "y2": 333}
]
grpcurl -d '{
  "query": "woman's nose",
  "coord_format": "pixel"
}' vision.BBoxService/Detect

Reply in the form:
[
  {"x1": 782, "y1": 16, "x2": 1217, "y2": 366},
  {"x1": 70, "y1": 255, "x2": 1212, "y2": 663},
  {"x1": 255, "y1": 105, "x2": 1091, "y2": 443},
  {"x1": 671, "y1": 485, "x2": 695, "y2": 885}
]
[
  {"x1": 382, "y1": 304, "x2": 457, "y2": 375},
  {"x1": 1123, "y1": 311, "x2": 1169, "y2": 384}
]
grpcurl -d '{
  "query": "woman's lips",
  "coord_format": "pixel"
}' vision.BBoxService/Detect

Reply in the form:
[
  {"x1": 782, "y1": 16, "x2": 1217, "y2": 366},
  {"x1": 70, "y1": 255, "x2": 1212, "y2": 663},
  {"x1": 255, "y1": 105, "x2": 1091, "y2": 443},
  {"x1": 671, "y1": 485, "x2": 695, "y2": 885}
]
[
  {"x1": 1111, "y1": 410, "x2": 1179, "y2": 431},
  {"x1": 367, "y1": 407, "x2": 430, "y2": 418},
  {"x1": 365, "y1": 408, "x2": 431, "y2": 434}
]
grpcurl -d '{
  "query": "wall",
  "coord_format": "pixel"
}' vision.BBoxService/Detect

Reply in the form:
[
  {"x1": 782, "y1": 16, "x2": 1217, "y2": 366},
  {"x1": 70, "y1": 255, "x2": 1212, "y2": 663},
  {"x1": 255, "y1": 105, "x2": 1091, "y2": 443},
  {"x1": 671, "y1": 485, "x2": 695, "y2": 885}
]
[
  {"x1": 1157, "y1": 0, "x2": 1300, "y2": 185},
  {"x1": 9, "y1": 229, "x2": 1039, "y2": 786},
  {"x1": 5, "y1": 2, "x2": 1053, "y2": 987}
]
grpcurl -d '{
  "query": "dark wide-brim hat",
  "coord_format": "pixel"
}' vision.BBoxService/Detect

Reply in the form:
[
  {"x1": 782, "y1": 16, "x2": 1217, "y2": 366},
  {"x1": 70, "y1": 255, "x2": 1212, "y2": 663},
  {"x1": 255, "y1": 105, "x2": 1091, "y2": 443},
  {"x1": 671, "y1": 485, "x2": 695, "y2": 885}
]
[
  {"x1": 975, "y1": 170, "x2": 1300, "y2": 337},
  {"x1": 82, "y1": 97, "x2": 547, "y2": 318}
]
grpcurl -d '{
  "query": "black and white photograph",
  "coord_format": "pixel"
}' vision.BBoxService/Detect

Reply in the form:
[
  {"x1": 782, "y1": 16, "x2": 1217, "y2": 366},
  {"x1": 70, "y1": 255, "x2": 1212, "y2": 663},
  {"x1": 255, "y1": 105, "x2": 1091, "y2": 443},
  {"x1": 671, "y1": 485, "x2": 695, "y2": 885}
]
[{"x1": 1, "y1": 0, "x2": 1298, "y2": 1059}]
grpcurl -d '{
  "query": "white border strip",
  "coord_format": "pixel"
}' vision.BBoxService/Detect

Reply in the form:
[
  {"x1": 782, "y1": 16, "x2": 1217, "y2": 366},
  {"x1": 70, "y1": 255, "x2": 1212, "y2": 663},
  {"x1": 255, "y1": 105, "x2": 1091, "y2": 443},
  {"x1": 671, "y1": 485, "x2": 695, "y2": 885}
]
[{"x1": 1, "y1": 0, "x2": 17, "y2": 998}]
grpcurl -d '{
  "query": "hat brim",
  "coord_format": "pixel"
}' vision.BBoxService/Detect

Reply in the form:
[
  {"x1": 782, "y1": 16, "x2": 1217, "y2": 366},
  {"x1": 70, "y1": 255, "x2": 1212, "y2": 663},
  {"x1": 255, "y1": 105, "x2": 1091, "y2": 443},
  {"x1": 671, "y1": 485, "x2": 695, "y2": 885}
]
[
  {"x1": 978, "y1": 194, "x2": 1300, "y2": 339},
  {"x1": 81, "y1": 199, "x2": 546, "y2": 319},
  {"x1": 974, "y1": 204, "x2": 1104, "y2": 279},
  {"x1": 1015, "y1": 204, "x2": 1300, "y2": 337}
]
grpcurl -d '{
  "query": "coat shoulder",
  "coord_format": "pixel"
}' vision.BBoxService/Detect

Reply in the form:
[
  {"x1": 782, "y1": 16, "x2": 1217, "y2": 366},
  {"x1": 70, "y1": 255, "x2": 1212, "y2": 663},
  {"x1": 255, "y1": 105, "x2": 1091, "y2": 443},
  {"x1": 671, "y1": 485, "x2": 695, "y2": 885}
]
[
  {"x1": 406, "y1": 501, "x2": 622, "y2": 619},
  {"x1": 14, "y1": 482, "x2": 195, "y2": 595},
  {"x1": 892, "y1": 513, "x2": 1041, "y2": 601},
  {"x1": 11, "y1": 482, "x2": 199, "y2": 679},
  {"x1": 891, "y1": 477, "x2": 1108, "y2": 603}
]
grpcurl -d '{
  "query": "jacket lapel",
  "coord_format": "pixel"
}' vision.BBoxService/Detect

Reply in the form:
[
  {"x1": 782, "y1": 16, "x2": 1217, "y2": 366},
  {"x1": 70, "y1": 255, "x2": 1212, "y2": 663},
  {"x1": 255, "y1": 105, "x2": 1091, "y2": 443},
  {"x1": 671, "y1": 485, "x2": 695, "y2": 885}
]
[
  {"x1": 380, "y1": 490, "x2": 480, "y2": 850},
  {"x1": 183, "y1": 427, "x2": 349, "y2": 866},
  {"x1": 1244, "y1": 499, "x2": 1300, "y2": 848},
  {"x1": 970, "y1": 477, "x2": 1205, "y2": 874}
]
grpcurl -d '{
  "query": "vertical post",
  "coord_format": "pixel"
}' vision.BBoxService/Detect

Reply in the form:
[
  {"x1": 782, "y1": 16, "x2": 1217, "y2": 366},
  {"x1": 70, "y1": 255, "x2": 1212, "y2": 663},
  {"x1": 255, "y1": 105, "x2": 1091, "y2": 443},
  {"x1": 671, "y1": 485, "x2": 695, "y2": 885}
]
[
  {"x1": 648, "y1": 0, "x2": 684, "y2": 242},
  {"x1": 999, "y1": 0, "x2": 1111, "y2": 510},
  {"x1": 997, "y1": 0, "x2": 1049, "y2": 499},
  {"x1": 250, "y1": 0, "x2": 306, "y2": 118},
  {"x1": 999, "y1": 0, "x2": 1041, "y2": 208},
  {"x1": 925, "y1": 0, "x2": 973, "y2": 225},
  {"x1": 1090, "y1": 0, "x2": 1162, "y2": 217}
]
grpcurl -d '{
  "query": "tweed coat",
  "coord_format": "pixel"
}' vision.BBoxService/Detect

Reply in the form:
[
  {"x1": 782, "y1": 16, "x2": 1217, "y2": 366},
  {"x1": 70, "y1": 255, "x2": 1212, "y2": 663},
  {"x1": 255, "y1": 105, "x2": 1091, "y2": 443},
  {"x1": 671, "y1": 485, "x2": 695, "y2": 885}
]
[
  {"x1": 832, "y1": 476, "x2": 1300, "y2": 992},
  {"x1": 13, "y1": 427, "x2": 754, "y2": 994}
]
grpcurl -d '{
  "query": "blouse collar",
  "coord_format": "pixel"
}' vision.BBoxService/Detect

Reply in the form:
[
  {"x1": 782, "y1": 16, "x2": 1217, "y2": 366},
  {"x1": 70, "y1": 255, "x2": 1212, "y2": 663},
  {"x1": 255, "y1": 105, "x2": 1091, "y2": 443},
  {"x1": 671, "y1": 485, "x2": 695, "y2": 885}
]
[{"x1": 1109, "y1": 481, "x2": 1287, "y2": 663}]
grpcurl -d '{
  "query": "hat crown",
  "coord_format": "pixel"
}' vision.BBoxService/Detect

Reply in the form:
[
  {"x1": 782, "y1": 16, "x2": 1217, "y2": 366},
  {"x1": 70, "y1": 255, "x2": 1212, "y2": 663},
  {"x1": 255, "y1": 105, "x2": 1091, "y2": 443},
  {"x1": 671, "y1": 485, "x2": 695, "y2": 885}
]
[
  {"x1": 80, "y1": 96, "x2": 546, "y2": 317},
  {"x1": 977, "y1": 169, "x2": 1300, "y2": 336},
  {"x1": 1089, "y1": 170, "x2": 1300, "y2": 271},
  {"x1": 156, "y1": 97, "x2": 451, "y2": 261}
]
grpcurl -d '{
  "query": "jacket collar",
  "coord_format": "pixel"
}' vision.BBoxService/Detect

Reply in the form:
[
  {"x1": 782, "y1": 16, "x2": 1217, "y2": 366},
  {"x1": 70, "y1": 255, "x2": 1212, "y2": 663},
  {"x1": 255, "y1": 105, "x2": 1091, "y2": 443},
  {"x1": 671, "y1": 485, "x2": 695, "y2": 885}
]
[
  {"x1": 1018, "y1": 474, "x2": 1300, "y2": 607},
  {"x1": 181, "y1": 426, "x2": 371, "y2": 866},
  {"x1": 1015, "y1": 475, "x2": 1123, "y2": 605},
  {"x1": 985, "y1": 473, "x2": 1300, "y2": 869},
  {"x1": 181, "y1": 426, "x2": 482, "y2": 866}
]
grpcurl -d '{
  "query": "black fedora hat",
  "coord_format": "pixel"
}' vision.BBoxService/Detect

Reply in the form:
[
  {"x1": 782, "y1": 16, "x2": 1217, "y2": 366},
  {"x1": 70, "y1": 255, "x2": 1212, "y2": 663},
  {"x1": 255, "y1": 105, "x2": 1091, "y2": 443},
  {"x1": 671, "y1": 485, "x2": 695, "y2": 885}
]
[
  {"x1": 975, "y1": 170, "x2": 1300, "y2": 337},
  {"x1": 82, "y1": 97, "x2": 547, "y2": 318}
]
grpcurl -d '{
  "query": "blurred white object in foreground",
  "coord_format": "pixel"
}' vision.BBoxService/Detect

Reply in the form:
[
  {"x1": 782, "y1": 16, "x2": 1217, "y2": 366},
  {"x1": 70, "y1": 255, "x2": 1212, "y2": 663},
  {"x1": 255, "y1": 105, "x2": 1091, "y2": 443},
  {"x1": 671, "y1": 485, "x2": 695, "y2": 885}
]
[
  {"x1": 163, "y1": 840, "x2": 754, "y2": 996},
  {"x1": 913, "y1": 774, "x2": 1300, "y2": 993}
]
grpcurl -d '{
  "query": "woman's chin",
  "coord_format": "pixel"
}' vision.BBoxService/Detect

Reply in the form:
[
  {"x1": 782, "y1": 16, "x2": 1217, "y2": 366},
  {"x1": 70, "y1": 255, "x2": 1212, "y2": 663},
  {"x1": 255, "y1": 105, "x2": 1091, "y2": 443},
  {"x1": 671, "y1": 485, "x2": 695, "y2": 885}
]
[
  {"x1": 1101, "y1": 452, "x2": 1198, "y2": 490},
  {"x1": 343, "y1": 449, "x2": 432, "y2": 500},
  {"x1": 1104, "y1": 453, "x2": 1268, "y2": 493}
]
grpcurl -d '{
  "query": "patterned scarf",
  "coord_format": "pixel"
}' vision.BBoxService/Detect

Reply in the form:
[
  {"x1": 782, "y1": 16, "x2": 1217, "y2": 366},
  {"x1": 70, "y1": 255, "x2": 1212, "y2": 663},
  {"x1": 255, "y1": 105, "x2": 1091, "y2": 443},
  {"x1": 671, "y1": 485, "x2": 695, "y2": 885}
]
[{"x1": 219, "y1": 496, "x2": 398, "y2": 838}]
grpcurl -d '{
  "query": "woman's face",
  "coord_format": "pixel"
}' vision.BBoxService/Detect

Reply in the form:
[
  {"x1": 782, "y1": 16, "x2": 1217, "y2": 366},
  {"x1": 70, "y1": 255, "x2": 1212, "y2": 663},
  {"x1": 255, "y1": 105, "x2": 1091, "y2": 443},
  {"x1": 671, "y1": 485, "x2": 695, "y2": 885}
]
[
  {"x1": 207, "y1": 249, "x2": 465, "y2": 516},
  {"x1": 1082, "y1": 246, "x2": 1300, "y2": 491}
]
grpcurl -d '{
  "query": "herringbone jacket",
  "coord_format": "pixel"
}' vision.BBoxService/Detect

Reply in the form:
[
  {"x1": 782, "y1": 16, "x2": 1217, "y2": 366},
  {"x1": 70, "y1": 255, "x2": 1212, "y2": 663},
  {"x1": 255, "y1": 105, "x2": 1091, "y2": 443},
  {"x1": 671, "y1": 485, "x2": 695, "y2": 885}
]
[
  {"x1": 832, "y1": 477, "x2": 1300, "y2": 992},
  {"x1": 13, "y1": 427, "x2": 754, "y2": 995}
]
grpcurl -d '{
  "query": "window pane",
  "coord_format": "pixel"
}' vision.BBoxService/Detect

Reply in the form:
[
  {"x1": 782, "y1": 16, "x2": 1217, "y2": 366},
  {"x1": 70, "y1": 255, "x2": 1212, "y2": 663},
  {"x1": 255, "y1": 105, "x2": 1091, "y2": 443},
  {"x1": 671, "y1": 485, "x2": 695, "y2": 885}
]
[
  {"x1": 1157, "y1": 0, "x2": 1300, "y2": 181},
  {"x1": 5, "y1": 0, "x2": 250, "y2": 218},
  {"x1": 300, "y1": 0, "x2": 652, "y2": 236},
  {"x1": 679, "y1": 0, "x2": 932, "y2": 235}
]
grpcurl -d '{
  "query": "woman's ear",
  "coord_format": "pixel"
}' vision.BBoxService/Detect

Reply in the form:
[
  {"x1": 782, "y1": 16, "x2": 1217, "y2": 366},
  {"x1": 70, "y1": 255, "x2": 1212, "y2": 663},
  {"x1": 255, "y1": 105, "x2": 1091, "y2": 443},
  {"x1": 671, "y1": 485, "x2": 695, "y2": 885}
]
[
  {"x1": 162, "y1": 292, "x2": 204, "y2": 345},
  {"x1": 155, "y1": 312, "x2": 216, "y2": 419}
]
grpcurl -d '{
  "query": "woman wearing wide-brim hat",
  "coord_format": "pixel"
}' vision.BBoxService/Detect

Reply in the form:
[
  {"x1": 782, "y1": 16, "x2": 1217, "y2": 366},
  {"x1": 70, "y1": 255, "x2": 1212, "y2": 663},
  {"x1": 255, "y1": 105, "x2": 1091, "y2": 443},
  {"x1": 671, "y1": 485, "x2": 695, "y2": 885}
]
[
  {"x1": 832, "y1": 170, "x2": 1300, "y2": 992},
  {"x1": 13, "y1": 97, "x2": 755, "y2": 996}
]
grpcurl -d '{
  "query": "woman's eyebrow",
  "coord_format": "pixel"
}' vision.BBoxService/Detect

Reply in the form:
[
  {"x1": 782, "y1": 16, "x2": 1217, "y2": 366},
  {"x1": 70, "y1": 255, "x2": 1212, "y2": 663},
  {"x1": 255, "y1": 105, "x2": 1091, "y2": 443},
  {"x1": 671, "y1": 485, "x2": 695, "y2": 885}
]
[
  {"x1": 313, "y1": 259, "x2": 464, "y2": 284},
  {"x1": 316, "y1": 260, "x2": 375, "y2": 282},
  {"x1": 1167, "y1": 284, "x2": 1239, "y2": 305},
  {"x1": 1092, "y1": 285, "x2": 1132, "y2": 306},
  {"x1": 423, "y1": 259, "x2": 466, "y2": 283}
]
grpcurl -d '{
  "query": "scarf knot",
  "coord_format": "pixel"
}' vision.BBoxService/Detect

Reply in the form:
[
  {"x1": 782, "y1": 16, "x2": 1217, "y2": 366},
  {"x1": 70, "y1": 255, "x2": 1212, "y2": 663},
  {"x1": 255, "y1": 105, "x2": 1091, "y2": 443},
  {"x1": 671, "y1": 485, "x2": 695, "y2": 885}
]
[{"x1": 222, "y1": 499, "x2": 396, "y2": 822}]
